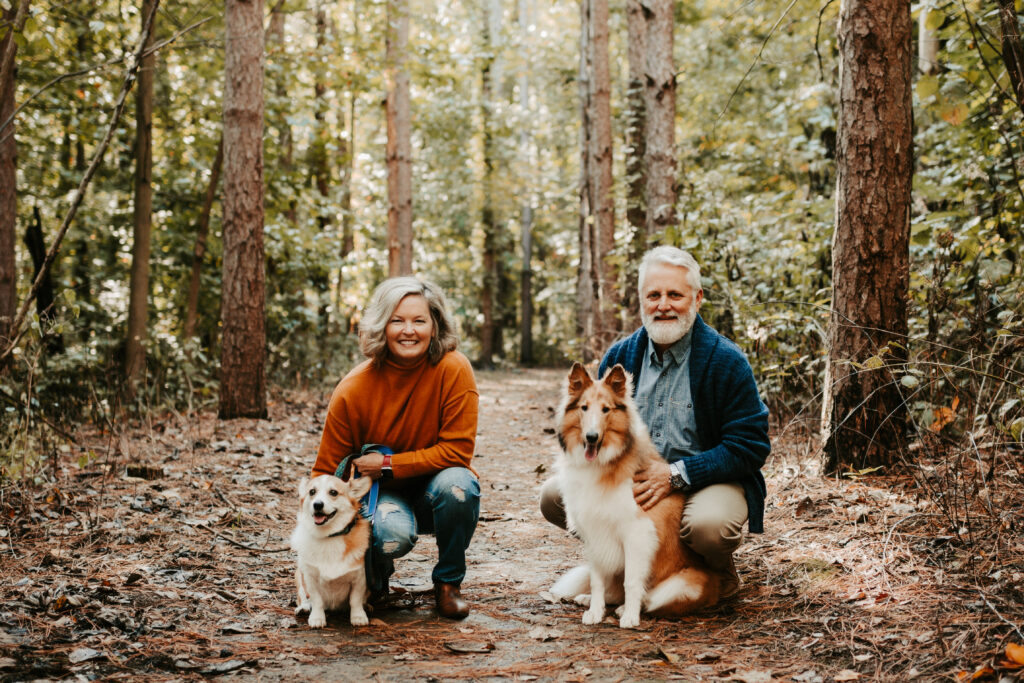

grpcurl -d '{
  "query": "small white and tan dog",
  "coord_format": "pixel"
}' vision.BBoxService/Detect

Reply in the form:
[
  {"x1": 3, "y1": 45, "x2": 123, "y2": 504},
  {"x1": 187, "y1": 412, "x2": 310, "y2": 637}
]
[{"x1": 291, "y1": 474, "x2": 373, "y2": 628}]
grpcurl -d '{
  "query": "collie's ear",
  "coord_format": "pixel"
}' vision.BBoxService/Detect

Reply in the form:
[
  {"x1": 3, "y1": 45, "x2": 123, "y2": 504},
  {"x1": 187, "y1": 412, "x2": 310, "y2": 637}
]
[
  {"x1": 567, "y1": 362, "x2": 593, "y2": 396},
  {"x1": 349, "y1": 475, "x2": 372, "y2": 500},
  {"x1": 604, "y1": 364, "x2": 629, "y2": 398},
  {"x1": 298, "y1": 477, "x2": 310, "y2": 499}
]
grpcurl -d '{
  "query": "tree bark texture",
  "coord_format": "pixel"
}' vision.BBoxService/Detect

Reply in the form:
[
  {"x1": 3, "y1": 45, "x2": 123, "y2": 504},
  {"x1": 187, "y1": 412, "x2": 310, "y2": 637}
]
[
  {"x1": 478, "y1": 0, "x2": 500, "y2": 368},
  {"x1": 0, "y1": 5, "x2": 16, "y2": 362},
  {"x1": 23, "y1": 209, "x2": 63, "y2": 354},
  {"x1": 576, "y1": 0, "x2": 596, "y2": 363},
  {"x1": 517, "y1": 0, "x2": 535, "y2": 366},
  {"x1": 386, "y1": 0, "x2": 413, "y2": 276},
  {"x1": 125, "y1": 0, "x2": 157, "y2": 392},
  {"x1": 184, "y1": 135, "x2": 223, "y2": 343},
  {"x1": 588, "y1": 0, "x2": 618, "y2": 348},
  {"x1": 220, "y1": 0, "x2": 267, "y2": 419},
  {"x1": 822, "y1": 0, "x2": 913, "y2": 472},
  {"x1": 266, "y1": 2, "x2": 295, "y2": 225},
  {"x1": 622, "y1": 0, "x2": 646, "y2": 327},
  {"x1": 643, "y1": 0, "x2": 676, "y2": 236}
]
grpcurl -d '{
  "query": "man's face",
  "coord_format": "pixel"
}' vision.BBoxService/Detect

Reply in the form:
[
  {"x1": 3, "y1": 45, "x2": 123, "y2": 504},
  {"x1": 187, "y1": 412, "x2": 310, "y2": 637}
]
[{"x1": 640, "y1": 263, "x2": 703, "y2": 347}]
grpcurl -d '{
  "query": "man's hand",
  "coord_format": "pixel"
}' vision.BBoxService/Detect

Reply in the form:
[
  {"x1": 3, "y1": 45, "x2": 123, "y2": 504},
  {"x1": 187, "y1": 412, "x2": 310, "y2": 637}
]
[
  {"x1": 353, "y1": 453, "x2": 386, "y2": 480},
  {"x1": 632, "y1": 460, "x2": 673, "y2": 511}
]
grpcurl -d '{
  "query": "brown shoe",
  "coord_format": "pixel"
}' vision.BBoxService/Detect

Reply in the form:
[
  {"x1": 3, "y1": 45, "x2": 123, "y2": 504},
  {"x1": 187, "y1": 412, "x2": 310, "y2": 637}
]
[
  {"x1": 434, "y1": 582, "x2": 470, "y2": 619},
  {"x1": 719, "y1": 558, "x2": 742, "y2": 599}
]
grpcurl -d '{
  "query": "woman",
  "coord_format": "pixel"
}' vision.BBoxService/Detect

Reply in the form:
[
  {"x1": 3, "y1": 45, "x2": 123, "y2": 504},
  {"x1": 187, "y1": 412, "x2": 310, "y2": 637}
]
[{"x1": 312, "y1": 276, "x2": 480, "y2": 619}]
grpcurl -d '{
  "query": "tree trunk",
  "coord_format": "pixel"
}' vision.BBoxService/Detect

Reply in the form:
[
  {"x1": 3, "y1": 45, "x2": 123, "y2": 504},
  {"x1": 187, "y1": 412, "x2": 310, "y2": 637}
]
[
  {"x1": 23, "y1": 209, "x2": 63, "y2": 355},
  {"x1": 386, "y1": 0, "x2": 413, "y2": 276},
  {"x1": 643, "y1": 0, "x2": 676, "y2": 236},
  {"x1": 622, "y1": 0, "x2": 646, "y2": 326},
  {"x1": 589, "y1": 0, "x2": 617, "y2": 348},
  {"x1": 266, "y1": 0, "x2": 295, "y2": 225},
  {"x1": 577, "y1": 0, "x2": 596, "y2": 363},
  {"x1": 0, "y1": 5, "x2": 16, "y2": 365},
  {"x1": 822, "y1": 0, "x2": 912, "y2": 472},
  {"x1": 517, "y1": 0, "x2": 534, "y2": 366},
  {"x1": 125, "y1": 0, "x2": 157, "y2": 394},
  {"x1": 184, "y1": 135, "x2": 223, "y2": 343},
  {"x1": 478, "y1": 0, "x2": 503, "y2": 368},
  {"x1": 220, "y1": 0, "x2": 267, "y2": 420}
]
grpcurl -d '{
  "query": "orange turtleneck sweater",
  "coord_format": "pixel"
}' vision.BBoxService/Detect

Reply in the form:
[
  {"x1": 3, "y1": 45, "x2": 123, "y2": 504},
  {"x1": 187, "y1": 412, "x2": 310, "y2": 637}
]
[{"x1": 312, "y1": 350, "x2": 479, "y2": 481}]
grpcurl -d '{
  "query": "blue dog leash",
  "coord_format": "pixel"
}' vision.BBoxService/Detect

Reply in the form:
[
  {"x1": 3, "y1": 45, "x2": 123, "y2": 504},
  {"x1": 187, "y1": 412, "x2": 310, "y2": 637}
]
[{"x1": 334, "y1": 444, "x2": 391, "y2": 523}]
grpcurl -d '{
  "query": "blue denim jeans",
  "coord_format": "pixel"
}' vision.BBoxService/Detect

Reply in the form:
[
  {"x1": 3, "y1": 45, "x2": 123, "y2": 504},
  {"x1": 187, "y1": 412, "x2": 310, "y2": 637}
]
[{"x1": 364, "y1": 467, "x2": 480, "y2": 593}]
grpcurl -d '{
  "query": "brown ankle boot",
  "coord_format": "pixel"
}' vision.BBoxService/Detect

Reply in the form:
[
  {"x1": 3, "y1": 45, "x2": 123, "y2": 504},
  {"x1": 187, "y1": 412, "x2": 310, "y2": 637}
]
[{"x1": 434, "y1": 582, "x2": 470, "y2": 619}]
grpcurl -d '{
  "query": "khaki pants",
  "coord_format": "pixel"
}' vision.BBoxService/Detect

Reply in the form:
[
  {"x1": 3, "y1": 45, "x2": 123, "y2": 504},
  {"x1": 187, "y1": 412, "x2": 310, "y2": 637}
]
[{"x1": 539, "y1": 475, "x2": 746, "y2": 574}]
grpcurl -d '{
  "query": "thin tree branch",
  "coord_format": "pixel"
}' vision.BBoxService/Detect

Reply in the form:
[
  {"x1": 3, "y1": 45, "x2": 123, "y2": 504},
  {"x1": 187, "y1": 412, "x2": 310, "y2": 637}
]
[
  {"x1": 0, "y1": 0, "x2": 161, "y2": 363},
  {"x1": 715, "y1": 0, "x2": 800, "y2": 132},
  {"x1": 0, "y1": 16, "x2": 211, "y2": 141}
]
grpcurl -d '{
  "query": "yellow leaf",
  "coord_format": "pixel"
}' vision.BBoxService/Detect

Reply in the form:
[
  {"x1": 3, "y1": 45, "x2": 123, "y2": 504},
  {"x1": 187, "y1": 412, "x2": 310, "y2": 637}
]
[
  {"x1": 864, "y1": 355, "x2": 885, "y2": 370},
  {"x1": 1007, "y1": 643, "x2": 1024, "y2": 665}
]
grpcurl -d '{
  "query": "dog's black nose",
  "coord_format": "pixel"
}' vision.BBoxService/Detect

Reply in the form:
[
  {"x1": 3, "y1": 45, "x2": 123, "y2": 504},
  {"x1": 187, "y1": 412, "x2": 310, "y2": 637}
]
[
  {"x1": 313, "y1": 500, "x2": 324, "y2": 512},
  {"x1": 585, "y1": 431, "x2": 599, "y2": 444}
]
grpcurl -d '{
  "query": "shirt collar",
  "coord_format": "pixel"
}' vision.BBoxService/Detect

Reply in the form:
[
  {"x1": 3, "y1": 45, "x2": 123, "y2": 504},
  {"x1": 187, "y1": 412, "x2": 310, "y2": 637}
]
[{"x1": 646, "y1": 327, "x2": 694, "y2": 366}]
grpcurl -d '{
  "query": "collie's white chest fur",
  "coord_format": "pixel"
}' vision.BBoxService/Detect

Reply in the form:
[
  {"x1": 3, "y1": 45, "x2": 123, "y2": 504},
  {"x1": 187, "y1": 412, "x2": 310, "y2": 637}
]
[{"x1": 559, "y1": 463, "x2": 658, "y2": 575}]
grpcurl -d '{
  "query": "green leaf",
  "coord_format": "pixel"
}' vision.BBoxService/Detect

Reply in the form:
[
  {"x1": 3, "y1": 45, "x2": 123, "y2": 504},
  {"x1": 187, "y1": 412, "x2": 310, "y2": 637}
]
[
  {"x1": 916, "y1": 75, "x2": 939, "y2": 100},
  {"x1": 864, "y1": 356, "x2": 885, "y2": 370}
]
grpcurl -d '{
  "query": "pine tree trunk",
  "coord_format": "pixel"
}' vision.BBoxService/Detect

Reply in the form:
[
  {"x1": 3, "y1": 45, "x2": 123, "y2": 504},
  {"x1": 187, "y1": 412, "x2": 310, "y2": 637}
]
[
  {"x1": 386, "y1": 0, "x2": 413, "y2": 276},
  {"x1": 184, "y1": 136, "x2": 223, "y2": 343},
  {"x1": 0, "y1": 5, "x2": 16, "y2": 365},
  {"x1": 577, "y1": 0, "x2": 596, "y2": 363},
  {"x1": 220, "y1": 0, "x2": 267, "y2": 420},
  {"x1": 125, "y1": 0, "x2": 156, "y2": 393},
  {"x1": 643, "y1": 0, "x2": 676, "y2": 235},
  {"x1": 266, "y1": 1, "x2": 295, "y2": 225},
  {"x1": 589, "y1": 0, "x2": 618, "y2": 349},
  {"x1": 517, "y1": 0, "x2": 534, "y2": 366},
  {"x1": 622, "y1": 0, "x2": 646, "y2": 326},
  {"x1": 822, "y1": 0, "x2": 912, "y2": 472}
]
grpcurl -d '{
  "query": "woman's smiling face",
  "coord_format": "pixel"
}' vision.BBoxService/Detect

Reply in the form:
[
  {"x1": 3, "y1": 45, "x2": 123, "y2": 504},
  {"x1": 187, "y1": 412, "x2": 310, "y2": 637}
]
[{"x1": 385, "y1": 294, "x2": 434, "y2": 366}]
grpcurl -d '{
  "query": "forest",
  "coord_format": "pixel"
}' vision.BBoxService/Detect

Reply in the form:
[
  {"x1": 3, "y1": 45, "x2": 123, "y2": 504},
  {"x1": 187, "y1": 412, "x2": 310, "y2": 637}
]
[{"x1": 1, "y1": 0, "x2": 1024, "y2": 680}]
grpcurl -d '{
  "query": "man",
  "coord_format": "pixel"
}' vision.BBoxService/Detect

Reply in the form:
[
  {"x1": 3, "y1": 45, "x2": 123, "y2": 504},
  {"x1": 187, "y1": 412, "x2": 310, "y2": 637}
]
[{"x1": 540, "y1": 245, "x2": 771, "y2": 597}]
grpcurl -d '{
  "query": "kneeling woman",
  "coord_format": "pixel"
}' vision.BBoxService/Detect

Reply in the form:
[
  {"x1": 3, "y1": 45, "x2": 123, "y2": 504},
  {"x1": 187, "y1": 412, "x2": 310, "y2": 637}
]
[{"x1": 311, "y1": 276, "x2": 480, "y2": 619}]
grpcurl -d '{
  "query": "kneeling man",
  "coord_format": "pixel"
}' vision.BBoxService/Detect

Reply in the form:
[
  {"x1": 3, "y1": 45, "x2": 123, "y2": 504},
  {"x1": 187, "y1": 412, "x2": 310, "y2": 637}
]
[{"x1": 541, "y1": 245, "x2": 771, "y2": 597}]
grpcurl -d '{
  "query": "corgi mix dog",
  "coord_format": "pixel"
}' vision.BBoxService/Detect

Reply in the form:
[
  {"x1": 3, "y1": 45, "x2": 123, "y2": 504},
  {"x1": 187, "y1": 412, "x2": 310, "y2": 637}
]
[
  {"x1": 291, "y1": 474, "x2": 373, "y2": 627},
  {"x1": 550, "y1": 362, "x2": 719, "y2": 628}
]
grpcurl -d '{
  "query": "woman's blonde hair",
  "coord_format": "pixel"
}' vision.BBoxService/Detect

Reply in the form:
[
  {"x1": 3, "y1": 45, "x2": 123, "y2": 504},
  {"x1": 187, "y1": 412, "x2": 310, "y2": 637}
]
[{"x1": 359, "y1": 276, "x2": 459, "y2": 365}]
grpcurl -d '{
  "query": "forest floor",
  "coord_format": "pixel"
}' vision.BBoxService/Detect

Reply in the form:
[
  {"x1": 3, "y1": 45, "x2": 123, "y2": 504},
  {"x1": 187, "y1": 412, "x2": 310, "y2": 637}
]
[{"x1": 2, "y1": 367, "x2": 1024, "y2": 682}]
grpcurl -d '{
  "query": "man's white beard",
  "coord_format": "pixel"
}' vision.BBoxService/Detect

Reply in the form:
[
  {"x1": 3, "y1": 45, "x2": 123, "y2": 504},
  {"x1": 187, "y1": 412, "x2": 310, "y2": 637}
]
[{"x1": 642, "y1": 307, "x2": 696, "y2": 346}]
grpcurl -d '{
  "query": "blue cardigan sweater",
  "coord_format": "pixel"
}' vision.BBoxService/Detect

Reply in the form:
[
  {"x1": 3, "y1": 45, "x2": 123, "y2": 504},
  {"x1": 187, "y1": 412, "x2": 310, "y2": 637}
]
[{"x1": 598, "y1": 316, "x2": 771, "y2": 533}]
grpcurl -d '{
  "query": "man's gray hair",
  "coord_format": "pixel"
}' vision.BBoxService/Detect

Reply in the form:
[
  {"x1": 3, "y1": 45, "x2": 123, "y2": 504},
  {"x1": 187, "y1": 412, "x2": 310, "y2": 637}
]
[
  {"x1": 359, "y1": 276, "x2": 459, "y2": 365},
  {"x1": 638, "y1": 245, "x2": 703, "y2": 293}
]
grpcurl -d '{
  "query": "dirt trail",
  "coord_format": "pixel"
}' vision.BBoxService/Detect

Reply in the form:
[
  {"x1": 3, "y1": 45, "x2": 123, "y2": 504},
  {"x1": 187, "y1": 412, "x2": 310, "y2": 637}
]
[{"x1": 2, "y1": 368, "x2": 1022, "y2": 682}]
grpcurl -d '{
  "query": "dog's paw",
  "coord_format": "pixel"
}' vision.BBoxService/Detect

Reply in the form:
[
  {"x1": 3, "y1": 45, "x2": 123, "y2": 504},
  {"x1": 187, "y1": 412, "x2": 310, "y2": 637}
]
[
  {"x1": 307, "y1": 610, "x2": 327, "y2": 629},
  {"x1": 349, "y1": 609, "x2": 369, "y2": 627},
  {"x1": 573, "y1": 593, "x2": 592, "y2": 608},
  {"x1": 294, "y1": 601, "x2": 311, "y2": 616},
  {"x1": 582, "y1": 607, "x2": 604, "y2": 625},
  {"x1": 618, "y1": 611, "x2": 641, "y2": 629}
]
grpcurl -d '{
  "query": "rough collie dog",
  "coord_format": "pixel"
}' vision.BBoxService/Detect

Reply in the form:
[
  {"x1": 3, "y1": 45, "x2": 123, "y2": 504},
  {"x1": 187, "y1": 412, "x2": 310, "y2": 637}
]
[
  {"x1": 291, "y1": 474, "x2": 373, "y2": 627},
  {"x1": 550, "y1": 363, "x2": 719, "y2": 628}
]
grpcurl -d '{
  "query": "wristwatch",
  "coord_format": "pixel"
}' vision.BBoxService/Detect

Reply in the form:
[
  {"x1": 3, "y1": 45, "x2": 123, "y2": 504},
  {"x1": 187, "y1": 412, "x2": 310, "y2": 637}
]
[
  {"x1": 381, "y1": 453, "x2": 393, "y2": 480},
  {"x1": 669, "y1": 461, "x2": 687, "y2": 490}
]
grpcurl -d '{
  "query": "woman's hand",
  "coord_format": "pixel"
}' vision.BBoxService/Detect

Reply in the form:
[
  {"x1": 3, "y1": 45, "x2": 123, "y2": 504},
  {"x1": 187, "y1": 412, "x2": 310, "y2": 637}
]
[
  {"x1": 632, "y1": 460, "x2": 672, "y2": 511},
  {"x1": 353, "y1": 453, "x2": 386, "y2": 480}
]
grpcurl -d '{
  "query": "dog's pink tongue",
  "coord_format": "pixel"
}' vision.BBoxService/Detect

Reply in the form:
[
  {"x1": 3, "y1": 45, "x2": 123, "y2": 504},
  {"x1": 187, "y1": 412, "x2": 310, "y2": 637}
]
[
  {"x1": 314, "y1": 514, "x2": 328, "y2": 525},
  {"x1": 585, "y1": 444, "x2": 598, "y2": 461}
]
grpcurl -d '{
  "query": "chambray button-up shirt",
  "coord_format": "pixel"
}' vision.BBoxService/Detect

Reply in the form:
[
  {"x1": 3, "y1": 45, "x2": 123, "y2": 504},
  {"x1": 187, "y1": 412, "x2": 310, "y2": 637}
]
[{"x1": 635, "y1": 330, "x2": 699, "y2": 487}]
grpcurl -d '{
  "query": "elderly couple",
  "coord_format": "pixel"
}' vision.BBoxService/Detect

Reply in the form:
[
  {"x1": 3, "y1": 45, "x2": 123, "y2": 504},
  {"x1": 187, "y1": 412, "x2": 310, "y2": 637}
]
[{"x1": 309, "y1": 246, "x2": 771, "y2": 620}]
